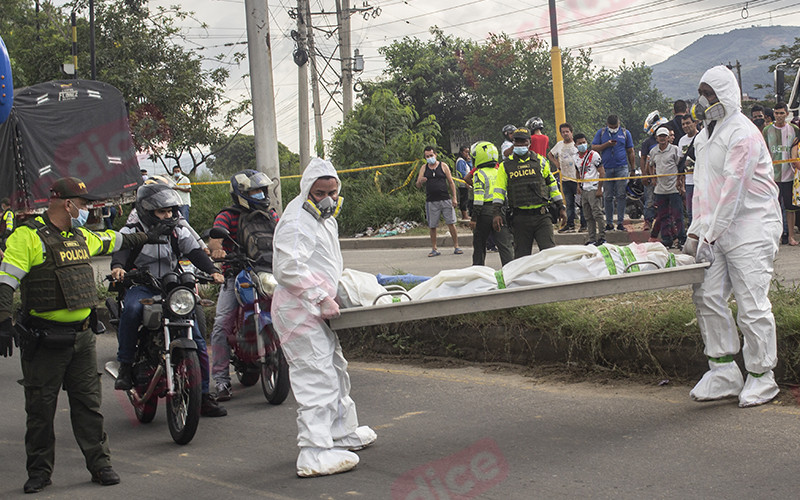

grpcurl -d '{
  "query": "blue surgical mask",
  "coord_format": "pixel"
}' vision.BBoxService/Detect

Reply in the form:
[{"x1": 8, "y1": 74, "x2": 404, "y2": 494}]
[
  {"x1": 513, "y1": 146, "x2": 529, "y2": 156},
  {"x1": 426, "y1": 156, "x2": 437, "y2": 165},
  {"x1": 69, "y1": 202, "x2": 89, "y2": 228},
  {"x1": 251, "y1": 191, "x2": 266, "y2": 200},
  {"x1": 577, "y1": 143, "x2": 588, "y2": 153}
]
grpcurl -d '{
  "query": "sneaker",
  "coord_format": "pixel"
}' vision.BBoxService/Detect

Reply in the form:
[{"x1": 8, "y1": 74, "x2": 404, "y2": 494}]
[
  {"x1": 23, "y1": 476, "x2": 52, "y2": 494},
  {"x1": 642, "y1": 221, "x2": 652, "y2": 231},
  {"x1": 593, "y1": 238, "x2": 606, "y2": 246},
  {"x1": 616, "y1": 224, "x2": 627, "y2": 232},
  {"x1": 201, "y1": 393, "x2": 228, "y2": 417},
  {"x1": 91, "y1": 466, "x2": 120, "y2": 486},
  {"x1": 585, "y1": 240, "x2": 596, "y2": 246},
  {"x1": 215, "y1": 382, "x2": 232, "y2": 402},
  {"x1": 558, "y1": 225, "x2": 574, "y2": 233},
  {"x1": 604, "y1": 224, "x2": 614, "y2": 232},
  {"x1": 578, "y1": 225, "x2": 587, "y2": 232},
  {"x1": 114, "y1": 363, "x2": 133, "y2": 391}
]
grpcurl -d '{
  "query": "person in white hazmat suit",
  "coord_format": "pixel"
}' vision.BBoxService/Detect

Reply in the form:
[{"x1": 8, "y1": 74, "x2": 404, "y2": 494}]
[
  {"x1": 272, "y1": 158, "x2": 377, "y2": 477},
  {"x1": 684, "y1": 65, "x2": 783, "y2": 407}
]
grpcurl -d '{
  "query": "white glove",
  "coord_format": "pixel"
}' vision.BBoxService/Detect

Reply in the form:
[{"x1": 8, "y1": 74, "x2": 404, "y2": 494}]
[
  {"x1": 682, "y1": 236, "x2": 698, "y2": 257},
  {"x1": 695, "y1": 240, "x2": 715, "y2": 265},
  {"x1": 318, "y1": 296, "x2": 341, "y2": 320}
]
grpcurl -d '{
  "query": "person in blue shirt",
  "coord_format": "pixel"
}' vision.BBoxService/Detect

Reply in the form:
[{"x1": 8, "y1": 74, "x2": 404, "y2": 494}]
[{"x1": 592, "y1": 115, "x2": 635, "y2": 231}]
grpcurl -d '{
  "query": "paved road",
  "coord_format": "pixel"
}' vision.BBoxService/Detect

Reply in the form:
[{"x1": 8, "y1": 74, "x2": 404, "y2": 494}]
[{"x1": 1, "y1": 335, "x2": 800, "y2": 498}]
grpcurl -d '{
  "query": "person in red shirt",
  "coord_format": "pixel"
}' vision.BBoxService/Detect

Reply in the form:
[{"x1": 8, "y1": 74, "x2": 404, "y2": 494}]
[{"x1": 526, "y1": 116, "x2": 549, "y2": 157}]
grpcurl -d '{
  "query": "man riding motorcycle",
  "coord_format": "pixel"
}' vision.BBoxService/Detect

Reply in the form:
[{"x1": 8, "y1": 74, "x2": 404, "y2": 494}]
[
  {"x1": 111, "y1": 184, "x2": 227, "y2": 417},
  {"x1": 208, "y1": 169, "x2": 278, "y2": 401}
]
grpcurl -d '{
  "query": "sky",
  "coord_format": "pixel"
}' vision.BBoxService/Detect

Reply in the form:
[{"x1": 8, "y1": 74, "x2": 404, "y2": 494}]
[{"x1": 54, "y1": 0, "x2": 800, "y2": 156}]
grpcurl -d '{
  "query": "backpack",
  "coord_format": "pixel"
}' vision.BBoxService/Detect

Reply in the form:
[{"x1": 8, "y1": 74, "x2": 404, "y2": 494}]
[{"x1": 234, "y1": 207, "x2": 279, "y2": 273}]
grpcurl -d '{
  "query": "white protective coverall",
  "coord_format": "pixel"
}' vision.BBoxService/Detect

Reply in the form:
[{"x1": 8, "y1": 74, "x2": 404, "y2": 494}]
[
  {"x1": 688, "y1": 66, "x2": 782, "y2": 407},
  {"x1": 272, "y1": 158, "x2": 376, "y2": 477}
]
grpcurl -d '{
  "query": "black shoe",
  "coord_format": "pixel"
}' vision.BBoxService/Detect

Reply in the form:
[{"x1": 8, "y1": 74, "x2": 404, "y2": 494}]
[
  {"x1": 781, "y1": 233, "x2": 789, "y2": 245},
  {"x1": 604, "y1": 224, "x2": 614, "y2": 231},
  {"x1": 24, "y1": 476, "x2": 51, "y2": 494},
  {"x1": 616, "y1": 224, "x2": 627, "y2": 232},
  {"x1": 201, "y1": 393, "x2": 228, "y2": 417},
  {"x1": 114, "y1": 363, "x2": 133, "y2": 391},
  {"x1": 594, "y1": 238, "x2": 606, "y2": 246},
  {"x1": 585, "y1": 240, "x2": 596, "y2": 246},
  {"x1": 91, "y1": 466, "x2": 120, "y2": 486},
  {"x1": 578, "y1": 225, "x2": 587, "y2": 232},
  {"x1": 558, "y1": 225, "x2": 574, "y2": 233}
]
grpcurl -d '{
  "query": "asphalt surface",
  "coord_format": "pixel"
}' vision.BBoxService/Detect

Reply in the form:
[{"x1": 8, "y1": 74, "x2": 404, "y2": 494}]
[{"x1": 2, "y1": 336, "x2": 800, "y2": 498}]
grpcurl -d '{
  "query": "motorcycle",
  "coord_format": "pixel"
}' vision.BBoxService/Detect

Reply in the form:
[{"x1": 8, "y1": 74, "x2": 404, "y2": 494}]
[
  {"x1": 209, "y1": 226, "x2": 290, "y2": 405},
  {"x1": 104, "y1": 268, "x2": 213, "y2": 444}
]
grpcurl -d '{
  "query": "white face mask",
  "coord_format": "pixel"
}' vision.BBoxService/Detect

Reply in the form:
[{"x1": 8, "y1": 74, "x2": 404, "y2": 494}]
[{"x1": 608, "y1": 127, "x2": 619, "y2": 134}]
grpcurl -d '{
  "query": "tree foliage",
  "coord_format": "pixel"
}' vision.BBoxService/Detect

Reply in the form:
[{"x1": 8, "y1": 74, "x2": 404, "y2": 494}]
[
  {"x1": 360, "y1": 29, "x2": 669, "y2": 152},
  {"x1": 758, "y1": 36, "x2": 800, "y2": 104},
  {"x1": 207, "y1": 134, "x2": 300, "y2": 178},
  {"x1": 2, "y1": 0, "x2": 244, "y2": 174}
]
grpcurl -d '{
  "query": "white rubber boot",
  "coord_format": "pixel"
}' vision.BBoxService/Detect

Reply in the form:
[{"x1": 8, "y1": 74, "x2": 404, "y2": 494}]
[
  {"x1": 738, "y1": 370, "x2": 779, "y2": 408},
  {"x1": 334, "y1": 426, "x2": 378, "y2": 451},
  {"x1": 296, "y1": 447, "x2": 359, "y2": 478},
  {"x1": 690, "y1": 360, "x2": 744, "y2": 401}
]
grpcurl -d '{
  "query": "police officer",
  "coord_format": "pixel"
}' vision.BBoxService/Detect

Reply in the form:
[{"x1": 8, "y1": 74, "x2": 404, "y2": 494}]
[
  {"x1": 496, "y1": 127, "x2": 566, "y2": 259},
  {"x1": 0, "y1": 177, "x2": 152, "y2": 494},
  {"x1": 0, "y1": 197, "x2": 14, "y2": 253},
  {"x1": 469, "y1": 141, "x2": 514, "y2": 266}
]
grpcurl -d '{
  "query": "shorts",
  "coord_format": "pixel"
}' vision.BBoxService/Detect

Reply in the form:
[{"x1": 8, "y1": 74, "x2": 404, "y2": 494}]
[
  {"x1": 777, "y1": 181, "x2": 799, "y2": 211},
  {"x1": 426, "y1": 199, "x2": 457, "y2": 228}
]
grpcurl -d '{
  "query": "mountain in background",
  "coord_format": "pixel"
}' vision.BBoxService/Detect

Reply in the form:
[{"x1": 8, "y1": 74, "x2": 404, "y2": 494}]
[{"x1": 649, "y1": 26, "x2": 798, "y2": 101}]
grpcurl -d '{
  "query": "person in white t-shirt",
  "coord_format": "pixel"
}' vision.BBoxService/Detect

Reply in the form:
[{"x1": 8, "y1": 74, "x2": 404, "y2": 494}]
[
  {"x1": 549, "y1": 123, "x2": 584, "y2": 232},
  {"x1": 574, "y1": 133, "x2": 605, "y2": 245},
  {"x1": 172, "y1": 165, "x2": 192, "y2": 223},
  {"x1": 678, "y1": 115, "x2": 699, "y2": 230},
  {"x1": 762, "y1": 102, "x2": 800, "y2": 245}
]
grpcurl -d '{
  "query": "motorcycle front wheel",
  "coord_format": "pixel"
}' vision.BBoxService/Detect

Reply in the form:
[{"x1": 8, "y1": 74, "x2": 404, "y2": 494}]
[
  {"x1": 166, "y1": 349, "x2": 202, "y2": 444},
  {"x1": 260, "y1": 325, "x2": 290, "y2": 405}
]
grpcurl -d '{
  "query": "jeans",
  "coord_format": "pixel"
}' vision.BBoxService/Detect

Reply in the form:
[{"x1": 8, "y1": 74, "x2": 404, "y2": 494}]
[
  {"x1": 211, "y1": 278, "x2": 239, "y2": 386},
  {"x1": 652, "y1": 193, "x2": 684, "y2": 245},
  {"x1": 117, "y1": 285, "x2": 210, "y2": 393},
  {"x1": 562, "y1": 181, "x2": 585, "y2": 228},
  {"x1": 603, "y1": 168, "x2": 627, "y2": 226},
  {"x1": 685, "y1": 184, "x2": 694, "y2": 228},
  {"x1": 178, "y1": 205, "x2": 190, "y2": 222},
  {"x1": 643, "y1": 184, "x2": 655, "y2": 222}
]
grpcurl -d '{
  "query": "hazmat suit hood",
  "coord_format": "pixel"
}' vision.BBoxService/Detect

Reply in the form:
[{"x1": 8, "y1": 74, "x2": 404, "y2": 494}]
[
  {"x1": 299, "y1": 158, "x2": 341, "y2": 202},
  {"x1": 699, "y1": 65, "x2": 740, "y2": 125}
]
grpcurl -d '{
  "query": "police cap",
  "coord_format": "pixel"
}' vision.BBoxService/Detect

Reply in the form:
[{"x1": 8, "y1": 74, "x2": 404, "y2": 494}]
[{"x1": 50, "y1": 177, "x2": 101, "y2": 200}]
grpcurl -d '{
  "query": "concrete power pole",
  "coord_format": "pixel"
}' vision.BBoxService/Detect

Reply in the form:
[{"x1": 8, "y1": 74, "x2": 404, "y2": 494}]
[
  {"x1": 304, "y1": 0, "x2": 325, "y2": 158},
  {"x1": 336, "y1": 0, "x2": 353, "y2": 117},
  {"x1": 245, "y1": 0, "x2": 282, "y2": 210},
  {"x1": 296, "y1": 0, "x2": 310, "y2": 169}
]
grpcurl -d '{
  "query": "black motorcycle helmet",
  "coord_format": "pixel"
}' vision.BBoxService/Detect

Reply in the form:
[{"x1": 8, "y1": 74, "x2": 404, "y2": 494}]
[
  {"x1": 502, "y1": 124, "x2": 516, "y2": 138},
  {"x1": 136, "y1": 183, "x2": 182, "y2": 229},
  {"x1": 230, "y1": 169, "x2": 273, "y2": 211},
  {"x1": 626, "y1": 178, "x2": 644, "y2": 200}
]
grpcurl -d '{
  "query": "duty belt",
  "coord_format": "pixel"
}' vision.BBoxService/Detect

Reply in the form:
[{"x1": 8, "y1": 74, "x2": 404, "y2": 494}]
[
  {"x1": 25, "y1": 315, "x2": 91, "y2": 333},
  {"x1": 514, "y1": 206, "x2": 548, "y2": 215}
]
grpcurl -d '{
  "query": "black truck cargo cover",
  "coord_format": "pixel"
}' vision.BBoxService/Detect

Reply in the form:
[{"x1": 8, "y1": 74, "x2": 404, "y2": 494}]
[{"x1": 0, "y1": 79, "x2": 142, "y2": 209}]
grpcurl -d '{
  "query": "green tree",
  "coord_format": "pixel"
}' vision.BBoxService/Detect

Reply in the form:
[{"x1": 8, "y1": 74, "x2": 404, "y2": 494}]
[
  {"x1": 207, "y1": 134, "x2": 300, "y2": 178},
  {"x1": 2, "y1": 0, "x2": 243, "y2": 174},
  {"x1": 329, "y1": 87, "x2": 440, "y2": 186},
  {"x1": 757, "y1": 36, "x2": 800, "y2": 104}
]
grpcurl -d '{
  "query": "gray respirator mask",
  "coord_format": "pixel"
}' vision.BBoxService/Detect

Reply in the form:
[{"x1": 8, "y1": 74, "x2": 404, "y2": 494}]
[{"x1": 690, "y1": 96, "x2": 725, "y2": 122}]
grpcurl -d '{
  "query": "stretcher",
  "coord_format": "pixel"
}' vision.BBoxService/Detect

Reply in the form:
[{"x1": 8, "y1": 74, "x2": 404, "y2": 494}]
[{"x1": 330, "y1": 262, "x2": 710, "y2": 330}]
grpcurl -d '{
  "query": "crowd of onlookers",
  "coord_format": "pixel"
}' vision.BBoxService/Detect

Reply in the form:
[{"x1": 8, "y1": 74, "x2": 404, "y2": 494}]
[{"x1": 422, "y1": 99, "x2": 800, "y2": 256}]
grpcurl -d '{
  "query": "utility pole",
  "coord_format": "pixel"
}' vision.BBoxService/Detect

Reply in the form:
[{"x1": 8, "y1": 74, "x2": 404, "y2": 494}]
[
  {"x1": 548, "y1": 0, "x2": 566, "y2": 141},
  {"x1": 295, "y1": 0, "x2": 310, "y2": 169},
  {"x1": 71, "y1": 12, "x2": 78, "y2": 79},
  {"x1": 727, "y1": 60, "x2": 743, "y2": 101},
  {"x1": 335, "y1": 0, "x2": 353, "y2": 117},
  {"x1": 304, "y1": 0, "x2": 324, "y2": 158},
  {"x1": 245, "y1": 0, "x2": 282, "y2": 211}
]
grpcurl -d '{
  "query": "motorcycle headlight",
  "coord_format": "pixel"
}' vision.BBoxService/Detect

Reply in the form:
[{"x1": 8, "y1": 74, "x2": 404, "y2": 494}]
[
  {"x1": 257, "y1": 272, "x2": 278, "y2": 296},
  {"x1": 167, "y1": 288, "x2": 196, "y2": 316}
]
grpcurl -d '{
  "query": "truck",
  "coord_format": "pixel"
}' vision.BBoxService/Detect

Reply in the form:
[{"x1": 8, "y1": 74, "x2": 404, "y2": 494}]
[{"x1": 0, "y1": 79, "x2": 143, "y2": 229}]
